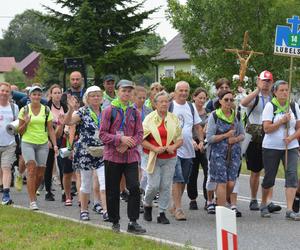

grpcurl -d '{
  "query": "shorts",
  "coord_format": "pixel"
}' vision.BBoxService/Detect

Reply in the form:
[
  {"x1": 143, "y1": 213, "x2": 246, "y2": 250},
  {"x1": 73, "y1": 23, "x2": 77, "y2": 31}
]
[
  {"x1": 173, "y1": 156, "x2": 193, "y2": 184},
  {"x1": 21, "y1": 141, "x2": 49, "y2": 166},
  {"x1": 246, "y1": 141, "x2": 263, "y2": 172},
  {"x1": 0, "y1": 144, "x2": 16, "y2": 168},
  {"x1": 262, "y1": 148, "x2": 298, "y2": 189},
  {"x1": 57, "y1": 156, "x2": 73, "y2": 174}
]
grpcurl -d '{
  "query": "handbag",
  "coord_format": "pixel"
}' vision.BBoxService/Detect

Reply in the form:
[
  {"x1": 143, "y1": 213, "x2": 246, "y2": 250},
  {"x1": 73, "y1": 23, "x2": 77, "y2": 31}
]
[{"x1": 87, "y1": 146, "x2": 104, "y2": 158}]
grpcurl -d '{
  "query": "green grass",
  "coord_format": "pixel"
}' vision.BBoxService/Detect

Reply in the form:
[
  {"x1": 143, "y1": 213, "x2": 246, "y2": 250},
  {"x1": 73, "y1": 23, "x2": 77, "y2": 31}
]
[{"x1": 0, "y1": 206, "x2": 185, "y2": 250}]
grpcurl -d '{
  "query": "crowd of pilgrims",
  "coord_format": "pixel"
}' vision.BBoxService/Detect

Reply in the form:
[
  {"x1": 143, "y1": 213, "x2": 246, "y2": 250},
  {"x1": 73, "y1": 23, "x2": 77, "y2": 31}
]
[{"x1": 0, "y1": 69, "x2": 300, "y2": 234}]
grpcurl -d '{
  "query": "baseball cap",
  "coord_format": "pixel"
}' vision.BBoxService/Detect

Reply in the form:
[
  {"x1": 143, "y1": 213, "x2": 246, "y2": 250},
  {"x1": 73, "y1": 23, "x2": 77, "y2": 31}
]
[
  {"x1": 29, "y1": 86, "x2": 42, "y2": 94},
  {"x1": 103, "y1": 75, "x2": 114, "y2": 81},
  {"x1": 85, "y1": 86, "x2": 102, "y2": 95},
  {"x1": 258, "y1": 70, "x2": 273, "y2": 81},
  {"x1": 116, "y1": 79, "x2": 134, "y2": 89}
]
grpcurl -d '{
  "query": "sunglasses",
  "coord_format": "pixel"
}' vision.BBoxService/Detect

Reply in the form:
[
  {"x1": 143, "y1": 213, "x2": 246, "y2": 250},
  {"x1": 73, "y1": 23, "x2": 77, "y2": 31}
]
[{"x1": 223, "y1": 98, "x2": 234, "y2": 102}]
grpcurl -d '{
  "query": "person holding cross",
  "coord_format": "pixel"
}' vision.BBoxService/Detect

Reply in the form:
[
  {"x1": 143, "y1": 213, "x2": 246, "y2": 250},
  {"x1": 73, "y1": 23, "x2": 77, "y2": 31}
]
[{"x1": 260, "y1": 80, "x2": 300, "y2": 220}]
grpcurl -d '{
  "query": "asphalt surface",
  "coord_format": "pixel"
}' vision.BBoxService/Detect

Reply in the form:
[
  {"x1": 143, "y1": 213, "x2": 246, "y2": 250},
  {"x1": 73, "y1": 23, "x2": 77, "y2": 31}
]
[{"x1": 6, "y1": 173, "x2": 300, "y2": 250}]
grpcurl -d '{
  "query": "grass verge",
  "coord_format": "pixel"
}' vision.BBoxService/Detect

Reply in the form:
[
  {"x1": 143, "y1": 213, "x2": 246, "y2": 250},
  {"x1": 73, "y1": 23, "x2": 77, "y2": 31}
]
[{"x1": 0, "y1": 206, "x2": 185, "y2": 250}]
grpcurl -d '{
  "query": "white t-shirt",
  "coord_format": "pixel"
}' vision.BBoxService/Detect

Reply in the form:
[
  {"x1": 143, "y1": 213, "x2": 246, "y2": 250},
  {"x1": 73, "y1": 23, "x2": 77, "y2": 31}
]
[
  {"x1": 0, "y1": 103, "x2": 19, "y2": 146},
  {"x1": 262, "y1": 102, "x2": 300, "y2": 150},
  {"x1": 246, "y1": 93, "x2": 271, "y2": 125},
  {"x1": 172, "y1": 101, "x2": 201, "y2": 158}
]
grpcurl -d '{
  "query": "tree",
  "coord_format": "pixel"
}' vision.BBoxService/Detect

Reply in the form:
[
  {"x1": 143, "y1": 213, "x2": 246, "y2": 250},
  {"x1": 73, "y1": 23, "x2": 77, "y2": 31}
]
[
  {"x1": 167, "y1": 0, "x2": 300, "y2": 87},
  {"x1": 38, "y1": 0, "x2": 158, "y2": 85},
  {"x1": 0, "y1": 10, "x2": 53, "y2": 61},
  {"x1": 4, "y1": 68, "x2": 27, "y2": 89}
]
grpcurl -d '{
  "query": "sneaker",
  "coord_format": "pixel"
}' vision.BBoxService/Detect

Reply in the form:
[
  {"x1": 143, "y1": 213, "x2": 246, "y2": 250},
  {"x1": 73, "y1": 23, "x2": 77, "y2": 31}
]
[
  {"x1": 45, "y1": 192, "x2": 55, "y2": 201},
  {"x1": 232, "y1": 207, "x2": 242, "y2": 217},
  {"x1": 207, "y1": 203, "x2": 216, "y2": 214},
  {"x1": 249, "y1": 200, "x2": 259, "y2": 211},
  {"x1": 175, "y1": 209, "x2": 187, "y2": 221},
  {"x1": 2, "y1": 192, "x2": 12, "y2": 205},
  {"x1": 189, "y1": 200, "x2": 198, "y2": 210},
  {"x1": 267, "y1": 202, "x2": 281, "y2": 213},
  {"x1": 127, "y1": 222, "x2": 146, "y2": 234},
  {"x1": 157, "y1": 212, "x2": 170, "y2": 224},
  {"x1": 143, "y1": 206, "x2": 152, "y2": 221},
  {"x1": 260, "y1": 205, "x2": 271, "y2": 218},
  {"x1": 93, "y1": 203, "x2": 103, "y2": 214},
  {"x1": 30, "y1": 201, "x2": 39, "y2": 210},
  {"x1": 292, "y1": 197, "x2": 300, "y2": 213},
  {"x1": 102, "y1": 211, "x2": 109, "y2": 222},
  {"x1": 112, "y1": 222, "x2": 120, "y2": 233},
  {"x1": 15, "y1": 174, "x2": 23, "y2": 192},
  {"x1": 120, "y1": 191, "x2": 129, "y2": 202},
  {"x1": 286, "y1": 210, "x2": 300, "y2": 221},
  {"x1": 80, "y1": 211, "x2": 90, "y2": 221}
]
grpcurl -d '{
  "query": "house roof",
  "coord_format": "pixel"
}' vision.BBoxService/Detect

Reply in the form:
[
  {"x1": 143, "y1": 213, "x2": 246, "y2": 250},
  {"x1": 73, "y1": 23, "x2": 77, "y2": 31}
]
[
  {"x1": 16, "y1": 51, "x2": 40, "y2": 70},
  {"x1": 0, "y1": 57, "x2": 16, "y2": 72},
  {"x1": 154, "y1": 33, "x2": 190, "y2": 61}
]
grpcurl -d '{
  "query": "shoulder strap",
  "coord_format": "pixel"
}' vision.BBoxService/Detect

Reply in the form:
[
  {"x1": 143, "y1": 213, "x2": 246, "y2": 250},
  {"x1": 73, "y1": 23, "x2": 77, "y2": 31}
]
[
  {"x1": 10, "y1": 102, "x2": 16, "y2": 121},
  {"x1": 212, "y1": 111, "x2": 218, "y2": 123},
  {"x1": 290, "y1": 102, "x2": 298, "y2": 120},
  {"x1": 110, "y1": 107, "x2": 118, "y2": 125},
  {"x1": 168, "y1": 101, "x2": 174, "y2": 113},
  {"x1": 44, "y1": 105, "x2": 50, "y2": 132},
  {"x1": 187, "y1": 101, "x2": 195, "y2": 124},
  {"x1": 245, "y1": 95, "x2": 259, "y2": 124}
]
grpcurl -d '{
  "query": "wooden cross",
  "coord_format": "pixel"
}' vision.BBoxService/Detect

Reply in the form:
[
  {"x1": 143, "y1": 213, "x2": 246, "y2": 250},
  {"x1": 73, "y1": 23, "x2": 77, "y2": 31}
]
[{"x1": 225, "y1": 31, "x2": 264, "y2": 83}]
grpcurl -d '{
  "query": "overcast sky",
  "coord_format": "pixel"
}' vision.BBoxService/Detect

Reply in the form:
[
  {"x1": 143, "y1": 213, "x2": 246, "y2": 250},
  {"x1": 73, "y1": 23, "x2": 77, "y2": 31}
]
[{"x1": 0, "y1": 0, "x2": 186, "y2": 42}]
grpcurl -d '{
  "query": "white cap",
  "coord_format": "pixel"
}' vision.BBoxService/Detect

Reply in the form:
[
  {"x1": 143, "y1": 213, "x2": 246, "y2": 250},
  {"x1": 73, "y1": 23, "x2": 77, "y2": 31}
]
[{"x1": 85, "y1": 86, "x2": 102, "y2": 95}]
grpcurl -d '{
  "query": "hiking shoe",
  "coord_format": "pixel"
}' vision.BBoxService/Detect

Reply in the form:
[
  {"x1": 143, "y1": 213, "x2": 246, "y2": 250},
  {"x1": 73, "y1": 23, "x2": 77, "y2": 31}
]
[
  {"x1": 157, "y1": 212, "x2": 170, "y2": 224},
  {"x1": 2, "y1": 192, "x2": 12, "y2": 205},
  {"x1": 15, "y1": 175, "x2": 23, "y2": 192},
  {"x1": 45, "y1": 192, "x2": 55, "y2": 201},
  {"x1": 80, "y1": 211, "x2": 90, "y2": 221},
  {"x1": 102, "y1": 211, "x2": 109, "y2": 222},
  {"x1": 207, "y1": 203, "x2": 216, "y2": 214},
  {"x1": 189, "y1": 200, "x2": 198, "y2": 210},
  {"x1": 286, "y1": 210, "x2": 300, "y2": 221},
  {"x1": 127, "y1": 222, "x2": 146, "y2": 234},
  {"x1": 267, "y1": 202, "x2": 281, "y2": 213},
  {"x1": 30, "y1": 201, "x2": 39, "y2": 210},
  {"x1": 232, "y1": 207, "x2": 242, "y2": 217},
  {"x1": 112, "y1": 222, "x2": 120, "y2": 233},
  {"x1": 175, "y1": 209, "x2": 187, "y2": 221},
  {"x1": 93, "y1": 203, "x2": 103, "y2": 214},
  {"x1": 143, "y1": 206, "x2": 152, "y2": 221},
  {"x1": 292, "y1": 197, "x2": 300, "y2": 213},
  {"x1": 260, "y1": 205, "x2": 271, "y2": 218},
  {"x1": 249, "y1": 200, "x2": 259, "y2": 211}
]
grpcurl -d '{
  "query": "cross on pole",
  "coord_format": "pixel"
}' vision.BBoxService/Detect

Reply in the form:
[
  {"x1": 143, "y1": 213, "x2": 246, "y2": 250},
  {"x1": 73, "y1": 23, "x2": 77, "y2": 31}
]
[
  {"x1": 225, "y1": 31, "x2": 264, "y2": 83},
  {"x1": 287, "y1": 15, "x2": 300, "y2": 34}
]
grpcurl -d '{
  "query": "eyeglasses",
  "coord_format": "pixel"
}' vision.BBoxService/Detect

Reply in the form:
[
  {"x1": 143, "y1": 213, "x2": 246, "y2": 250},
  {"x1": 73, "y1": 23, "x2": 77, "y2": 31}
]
[{"x1": 223, "y1": 98, "x2": 234, "y2": 102}]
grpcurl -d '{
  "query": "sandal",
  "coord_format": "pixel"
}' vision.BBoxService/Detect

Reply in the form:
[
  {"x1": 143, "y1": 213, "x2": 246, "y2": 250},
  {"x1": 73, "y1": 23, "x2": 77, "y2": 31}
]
[
  {"x1": 65, "y1": 199, "x2": 72, "y2": 206},
  {"x1": 80, "y1": 211, "x2": 90, "y2": 221}
]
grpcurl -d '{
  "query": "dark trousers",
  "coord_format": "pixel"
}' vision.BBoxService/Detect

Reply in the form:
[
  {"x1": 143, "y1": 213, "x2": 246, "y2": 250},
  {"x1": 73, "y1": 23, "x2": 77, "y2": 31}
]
[
  {"x1": 187, "y1": 149, "x2": 208, "y2": 201},
  {"x1": 45, "y1": 148, "x2": 55, "y2": 193},
  {"x1": 105, "y1": 161, "x2": 140, "y2": 223}
]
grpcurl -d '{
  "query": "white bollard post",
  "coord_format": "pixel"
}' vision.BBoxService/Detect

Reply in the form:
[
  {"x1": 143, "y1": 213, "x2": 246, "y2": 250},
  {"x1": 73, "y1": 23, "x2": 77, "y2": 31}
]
[{"x1": 216, "y1": 206, "x2": 238, "y2": 250}]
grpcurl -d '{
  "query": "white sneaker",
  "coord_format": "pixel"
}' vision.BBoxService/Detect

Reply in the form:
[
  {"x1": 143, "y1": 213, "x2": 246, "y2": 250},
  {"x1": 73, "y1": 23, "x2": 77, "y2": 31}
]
[{"x1": 30, "y1": 201, "x2": 39, "y2": 210}]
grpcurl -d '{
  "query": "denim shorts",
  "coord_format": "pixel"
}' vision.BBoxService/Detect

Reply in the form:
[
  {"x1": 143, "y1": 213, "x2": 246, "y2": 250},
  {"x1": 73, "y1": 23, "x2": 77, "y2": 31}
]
[{"x1": 173, "y1": 156, "x2": 193, "y2": 184}]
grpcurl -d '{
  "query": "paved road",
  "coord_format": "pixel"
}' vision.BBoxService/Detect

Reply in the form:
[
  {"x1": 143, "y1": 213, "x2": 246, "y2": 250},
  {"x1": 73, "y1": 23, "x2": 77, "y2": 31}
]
[{"x1": 7, "y1": 173, "x2": 300, "y2": 250}]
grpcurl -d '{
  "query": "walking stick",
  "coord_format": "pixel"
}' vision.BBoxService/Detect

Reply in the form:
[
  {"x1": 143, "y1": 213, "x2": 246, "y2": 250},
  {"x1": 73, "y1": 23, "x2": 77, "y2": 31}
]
[{"x1": 285, "y1": 56, "x2": 294, "y2": 169}]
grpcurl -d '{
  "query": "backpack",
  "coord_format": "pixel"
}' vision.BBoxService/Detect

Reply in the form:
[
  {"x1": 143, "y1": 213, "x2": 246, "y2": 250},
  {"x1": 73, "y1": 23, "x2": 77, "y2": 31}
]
[
  {"x1": 110, "y1": 106, "x2": 137, "y2": 127},
  {"x1": 168, "y1": 101, "x2": 195, "y2": 124},
  {"x1": 24, "y1": 104, "x2": 50, "y2": 132},
  {"x1": 242, "y1": 95, "x2": 259, "y2": 126},
  {"x1": 270, "y1": 101, "x2": 298, "y2": 122},
  {"x1": 10, "y1": 102, "x2": 17, "y2": 121}
]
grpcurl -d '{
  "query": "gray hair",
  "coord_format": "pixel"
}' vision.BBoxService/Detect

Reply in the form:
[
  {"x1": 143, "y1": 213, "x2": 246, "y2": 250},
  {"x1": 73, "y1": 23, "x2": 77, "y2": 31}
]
[
  {"x1": 154, "y1": 90, "x2": 170, "y2": 103},
  {"x1": 175, "y1": 81, "x2": 190, "y2": 91}
]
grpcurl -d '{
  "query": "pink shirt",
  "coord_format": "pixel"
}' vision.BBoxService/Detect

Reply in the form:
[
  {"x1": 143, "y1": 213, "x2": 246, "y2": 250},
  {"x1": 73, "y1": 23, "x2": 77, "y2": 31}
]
[{"x1": 99, "y1": 105, "x2": 143, "y2": 164}]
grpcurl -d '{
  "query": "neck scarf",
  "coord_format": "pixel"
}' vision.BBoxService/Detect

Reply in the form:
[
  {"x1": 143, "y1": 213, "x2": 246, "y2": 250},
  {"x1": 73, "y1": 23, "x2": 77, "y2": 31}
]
[
  {"x1": 271, "y1": 97, "x2": 289, "y2": 114},
  {"x1": 216, "y1": 108, "x2": 235, "y2": 124}
]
